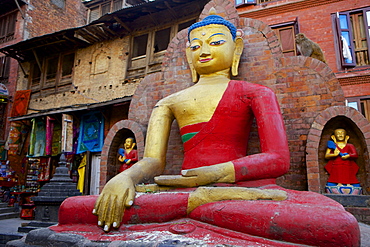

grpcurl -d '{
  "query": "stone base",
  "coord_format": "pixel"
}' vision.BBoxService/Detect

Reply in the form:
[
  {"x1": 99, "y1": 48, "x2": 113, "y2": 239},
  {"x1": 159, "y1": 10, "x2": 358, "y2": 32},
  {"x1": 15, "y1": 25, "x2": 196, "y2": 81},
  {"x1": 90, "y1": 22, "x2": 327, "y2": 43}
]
[
  {"x1": 33, "y1": 204, "x2": 60, "y2": 222},
  {"x1": 324, "y1": 194, "x2": 370, "y2": 207},
  {"x1": 346, "y1": 207, "x2": 370, "y2": 225},
  {"x1": 6, "y1": 219, "x2": 301, "y2": 247}
]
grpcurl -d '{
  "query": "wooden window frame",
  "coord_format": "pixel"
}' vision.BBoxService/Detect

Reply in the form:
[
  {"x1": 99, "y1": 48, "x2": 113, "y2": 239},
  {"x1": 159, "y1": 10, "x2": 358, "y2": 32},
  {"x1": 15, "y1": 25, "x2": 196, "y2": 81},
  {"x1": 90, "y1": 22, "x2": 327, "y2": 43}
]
[
  {"x1": 0, "y1": 56, "x2": 10, "y2": 84},
  {"x1": 347, "y1": 97, "x2": 370, "y2": 122},
  {"x1": 235, "y1": 0, "x2": 277, "y2": 7},
  {"x1": 235, "y1": 0, "x2": 257, "y2": 7},
  {"x1": 127, "y1": 19, "x2": 196, "y2": 79},
  {"x1": 333, "y1": 7, "x2": 370, "y2": 68},
  {"x1": 29, "y1": 52, "x2": 75, "y2": 94},
  {"x1": 0, "y1": 11, "x2": 17, "y2": 44},
  {"x1": 87, "y1": 0, "x2": 127, "y2": 23},
  {"x1": 271, "y1": 19, "x2": 299, "y2": 57}
]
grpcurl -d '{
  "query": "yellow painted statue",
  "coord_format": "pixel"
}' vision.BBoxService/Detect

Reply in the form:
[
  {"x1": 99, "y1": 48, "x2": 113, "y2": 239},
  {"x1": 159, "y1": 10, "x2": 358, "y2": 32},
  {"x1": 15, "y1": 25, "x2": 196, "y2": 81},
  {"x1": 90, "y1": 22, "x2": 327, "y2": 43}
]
[
  {"x1": 325, "y1": 128, "x2": 361, "y2": 194},
  {"x1": 118, "y1": 137, "x2": 138, "y2": 173},
  {"x1": 55, "y1": 9, "x2": 360, "y2": 247}
]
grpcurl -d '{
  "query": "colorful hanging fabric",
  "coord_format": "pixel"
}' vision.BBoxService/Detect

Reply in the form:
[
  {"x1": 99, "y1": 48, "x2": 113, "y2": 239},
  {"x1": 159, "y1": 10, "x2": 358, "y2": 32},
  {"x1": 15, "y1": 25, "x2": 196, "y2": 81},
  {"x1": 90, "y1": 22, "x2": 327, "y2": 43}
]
[
  {"x1": 28, "y1": 119, "x2": 36, "y2": 156},
  {"x1": 52, "y1": 121, "x2": 62, "y2": 156},
  {"x1": 29, "y1": 118, "x2": 46, "y2": 157},
  {"x1": 10, "y1": 90, "x2": 31, "y2": 117},
  {"x1": 46, "y1": 117, "x2": 54, "y2": 156},
  {"x1": 77, "y1": 111, "x2": 104, "y2": 154},
  {"x1": 62, "y1": 114, "x2": 74, "y2": 153},
  {"x1": 6, "y1": 122, "x2": 21, "y2": 156},
  {"x1": 35, "y1": 118, "x2": 46, "y2": 157},
  {"x1": 77, "y1": 154, "x2": 86, "y2": 193},
  {"x1": 6, "y1": 122, "x2": 27, "y2": 156}
]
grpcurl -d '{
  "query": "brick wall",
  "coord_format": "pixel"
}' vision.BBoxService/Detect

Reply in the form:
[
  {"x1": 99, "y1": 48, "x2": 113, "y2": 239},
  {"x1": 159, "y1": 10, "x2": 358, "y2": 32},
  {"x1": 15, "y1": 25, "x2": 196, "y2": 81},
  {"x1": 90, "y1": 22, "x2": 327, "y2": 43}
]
[
  {"x1": 25, "y1": 0, "x2": 87, "y2": 39},
  {"x1": 236, "y1": 0, "x2": 370, "y2": 99}
]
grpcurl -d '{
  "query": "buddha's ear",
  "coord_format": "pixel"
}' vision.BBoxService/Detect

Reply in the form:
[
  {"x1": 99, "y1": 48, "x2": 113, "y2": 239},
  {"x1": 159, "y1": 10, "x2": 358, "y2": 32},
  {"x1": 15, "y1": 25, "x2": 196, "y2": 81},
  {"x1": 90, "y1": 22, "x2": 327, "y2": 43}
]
[
  {"x1": 232, "y1": 35, "x2": 244, "y2": 76},
  {"x1": 186, "y1": 44, "x2": 198, "y2": 83},
  {"x1": 345, "y1": 135, "x2": 349, "y2": 144}
]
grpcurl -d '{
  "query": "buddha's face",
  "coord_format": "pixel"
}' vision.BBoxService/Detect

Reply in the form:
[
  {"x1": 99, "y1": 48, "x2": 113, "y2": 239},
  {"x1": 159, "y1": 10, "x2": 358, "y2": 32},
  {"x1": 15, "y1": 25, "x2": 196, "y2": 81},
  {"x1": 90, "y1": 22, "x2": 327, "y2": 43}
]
[
  {"x1": 334, "y1": 129, "x2": 346, "y2": 141},
  {"x1": 124, "y1": 138, "x2": 134, "y2": 149},
  {"x1": 188, "y1": 24, "x2": 236, "y2": 75}
]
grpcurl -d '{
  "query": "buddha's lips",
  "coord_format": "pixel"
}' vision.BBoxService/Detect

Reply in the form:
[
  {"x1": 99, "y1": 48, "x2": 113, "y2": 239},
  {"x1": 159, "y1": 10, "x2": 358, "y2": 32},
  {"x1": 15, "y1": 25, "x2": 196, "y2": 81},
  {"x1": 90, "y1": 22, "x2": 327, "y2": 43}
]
[{"x1": 199, "y1": 58, "x2": 212, "y2": 63}]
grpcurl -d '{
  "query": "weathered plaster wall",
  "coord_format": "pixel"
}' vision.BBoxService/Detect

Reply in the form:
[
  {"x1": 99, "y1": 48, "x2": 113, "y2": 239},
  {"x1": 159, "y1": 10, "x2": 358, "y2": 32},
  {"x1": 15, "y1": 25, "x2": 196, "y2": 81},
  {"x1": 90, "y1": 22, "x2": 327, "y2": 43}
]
[{"x1": 17, "y1": 37, "x2": 140, "y2": 112}]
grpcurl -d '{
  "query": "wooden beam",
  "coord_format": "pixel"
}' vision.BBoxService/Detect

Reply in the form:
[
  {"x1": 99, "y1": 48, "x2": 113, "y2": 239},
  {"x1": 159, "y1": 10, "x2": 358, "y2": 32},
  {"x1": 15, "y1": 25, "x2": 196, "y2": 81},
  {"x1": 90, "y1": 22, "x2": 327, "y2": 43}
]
[
  {"x1": 32, "y1": 49, "x2": 42, "y2": 71},
  {"x1": 164, "y1": 1, "x2": 178, "y2": 19},
  {"x1": 113, "y1": 15, "x2": 132, "y2": 33}
]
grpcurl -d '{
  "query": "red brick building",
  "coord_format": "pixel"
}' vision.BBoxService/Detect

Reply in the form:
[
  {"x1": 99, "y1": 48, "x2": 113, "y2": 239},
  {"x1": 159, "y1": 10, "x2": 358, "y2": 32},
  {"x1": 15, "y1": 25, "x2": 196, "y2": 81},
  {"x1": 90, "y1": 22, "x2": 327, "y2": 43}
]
[
  {"x1": 235, "y1": 0, "x2": 370, "y2": 119},
  {"x1": 0, "y1": 0, "x2": 86, "y2": 141}
]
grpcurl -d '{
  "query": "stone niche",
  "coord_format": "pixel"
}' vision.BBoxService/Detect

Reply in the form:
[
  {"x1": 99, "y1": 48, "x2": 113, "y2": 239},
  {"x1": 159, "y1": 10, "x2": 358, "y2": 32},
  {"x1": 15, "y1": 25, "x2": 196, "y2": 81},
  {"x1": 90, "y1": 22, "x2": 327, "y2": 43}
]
[
  {"x1": 306, "y1": 106, "x2": 370, "y2": 195},
  {"x1": 320, "y1": 116, "x2": 369, "y2": 194}
]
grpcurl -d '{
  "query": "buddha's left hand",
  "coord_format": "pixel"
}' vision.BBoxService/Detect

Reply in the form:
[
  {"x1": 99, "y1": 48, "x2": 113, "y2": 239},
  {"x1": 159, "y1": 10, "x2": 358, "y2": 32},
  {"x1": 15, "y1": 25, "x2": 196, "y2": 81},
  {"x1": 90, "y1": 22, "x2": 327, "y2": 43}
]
[{"x1": 154, "y1": 162, "x2": 235, "y2": 187}]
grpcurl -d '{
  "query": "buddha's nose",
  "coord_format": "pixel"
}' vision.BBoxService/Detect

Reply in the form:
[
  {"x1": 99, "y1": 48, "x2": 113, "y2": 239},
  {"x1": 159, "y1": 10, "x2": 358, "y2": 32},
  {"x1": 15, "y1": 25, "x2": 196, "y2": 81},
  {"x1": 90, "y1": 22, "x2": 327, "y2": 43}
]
[{"x1": 200, "y1": 45, "x2": 211, "y2": 56}]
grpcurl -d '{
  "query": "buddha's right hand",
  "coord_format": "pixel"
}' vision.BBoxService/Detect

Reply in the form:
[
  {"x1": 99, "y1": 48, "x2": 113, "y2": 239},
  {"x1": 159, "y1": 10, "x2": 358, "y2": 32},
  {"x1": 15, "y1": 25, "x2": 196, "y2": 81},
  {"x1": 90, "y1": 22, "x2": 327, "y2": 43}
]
[{"x1": 92, "y1": 172, "x2": 136, "y2": 231}]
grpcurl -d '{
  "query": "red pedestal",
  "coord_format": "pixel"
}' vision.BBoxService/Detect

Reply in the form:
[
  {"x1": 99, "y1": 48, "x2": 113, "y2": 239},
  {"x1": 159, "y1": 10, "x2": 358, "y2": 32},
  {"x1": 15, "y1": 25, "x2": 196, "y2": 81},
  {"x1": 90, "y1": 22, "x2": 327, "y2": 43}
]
[{"x1": 20, "y1": 204, "x2": 35, "y2": 219}]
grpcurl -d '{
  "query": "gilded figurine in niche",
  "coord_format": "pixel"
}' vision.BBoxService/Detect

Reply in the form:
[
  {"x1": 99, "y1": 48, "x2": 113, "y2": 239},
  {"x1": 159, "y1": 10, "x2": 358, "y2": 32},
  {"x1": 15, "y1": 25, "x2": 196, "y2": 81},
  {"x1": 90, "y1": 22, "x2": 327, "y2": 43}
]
[
  {"x1": 118, "y1": 137, "x2": 138, "y2": 173},
  {"x1": 325, "y1": 128, "x2": 362, "y2": 194}
]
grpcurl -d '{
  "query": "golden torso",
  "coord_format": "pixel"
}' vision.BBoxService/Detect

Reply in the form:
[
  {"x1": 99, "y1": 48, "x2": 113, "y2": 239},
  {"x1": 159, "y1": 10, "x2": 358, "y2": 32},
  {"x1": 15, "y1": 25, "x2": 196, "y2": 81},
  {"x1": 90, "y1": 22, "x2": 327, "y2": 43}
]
[
  {"x1": 337, "y1": 143, "x2": 346, "y2": 149},
  {"x1": 160, "y1": 76, "x2": 230, "y2": 129}
]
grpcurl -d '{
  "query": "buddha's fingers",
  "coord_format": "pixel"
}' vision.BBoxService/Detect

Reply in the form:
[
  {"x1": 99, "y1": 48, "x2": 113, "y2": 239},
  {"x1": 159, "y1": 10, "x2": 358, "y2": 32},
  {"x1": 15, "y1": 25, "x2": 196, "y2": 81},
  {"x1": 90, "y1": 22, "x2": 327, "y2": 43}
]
[
  {"x1": 154, "y1": 175, "x2": 198, "y2": 187},
  {"x1": 96, "y1": 194, "x2": 112, "y2": 228},
  {"x1": 263, "y1": 189, "x2": 288, "y2": 201},
  {"x1": 92, "y1": 195, "x2": 102, "y2": 216},
  {"x1": 111, "y1": 189, "x2": 132, "y2": 229}
]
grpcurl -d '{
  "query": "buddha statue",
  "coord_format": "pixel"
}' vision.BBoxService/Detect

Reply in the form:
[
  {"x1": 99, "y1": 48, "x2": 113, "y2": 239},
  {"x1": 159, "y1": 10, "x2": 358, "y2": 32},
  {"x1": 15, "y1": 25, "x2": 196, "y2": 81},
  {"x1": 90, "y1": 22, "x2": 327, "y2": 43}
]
[
  {"x1": 325, "y1": 128, "x2": 362, "y2": 194},
  {"x1": 56, "y1": 10, "x2": 360, "y2": 247}
]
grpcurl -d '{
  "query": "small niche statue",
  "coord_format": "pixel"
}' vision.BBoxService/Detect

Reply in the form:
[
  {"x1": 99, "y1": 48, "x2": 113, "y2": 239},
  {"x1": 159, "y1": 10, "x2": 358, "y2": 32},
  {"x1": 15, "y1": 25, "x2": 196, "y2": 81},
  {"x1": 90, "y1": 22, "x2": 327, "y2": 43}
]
[
  {"x1": 118, "y1": 138, "x2": 138, "y2": 173},
  {"x1": 325, "y1": 128, "x2": 362, "y2": 194}
]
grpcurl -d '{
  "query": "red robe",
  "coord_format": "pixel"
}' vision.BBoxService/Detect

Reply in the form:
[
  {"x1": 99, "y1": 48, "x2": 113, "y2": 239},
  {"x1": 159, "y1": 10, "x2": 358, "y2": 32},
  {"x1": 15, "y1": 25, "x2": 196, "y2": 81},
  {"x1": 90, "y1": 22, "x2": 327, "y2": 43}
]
[
  {"x1": 325, "y1": 143, "x2": 359, "y2": 184},
  {"x1": 180, "y1": 80, "x2": 290, "y2": 186},
  {"x1": 118, "y1": 149, "x2": 138, "y2": 173}
]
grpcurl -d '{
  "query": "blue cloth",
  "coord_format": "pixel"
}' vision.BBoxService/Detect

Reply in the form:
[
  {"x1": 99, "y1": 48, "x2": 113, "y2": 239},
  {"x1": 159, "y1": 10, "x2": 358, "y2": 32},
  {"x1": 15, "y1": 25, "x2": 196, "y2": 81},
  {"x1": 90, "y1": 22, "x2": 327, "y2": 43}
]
[
  {"x1": 327, "y1": 140, "x2": 336, "y2": 149},
  {"x1": 77, "y1": 111, "x2": 104, "y2": 154}
]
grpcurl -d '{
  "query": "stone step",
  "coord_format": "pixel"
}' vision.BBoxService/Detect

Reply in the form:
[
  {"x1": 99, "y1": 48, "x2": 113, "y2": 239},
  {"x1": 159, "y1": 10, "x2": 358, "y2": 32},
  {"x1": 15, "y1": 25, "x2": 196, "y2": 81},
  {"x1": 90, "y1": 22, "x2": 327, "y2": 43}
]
[
  {"x1": 0, "y1": 212, "x2": 19, "y2": 221},
  {"x1": 17, "y1": 226, "x2": 38, "y2": 233},
  {"x1": 0, "y1": 206, "x2": 16, "y2": 215}
]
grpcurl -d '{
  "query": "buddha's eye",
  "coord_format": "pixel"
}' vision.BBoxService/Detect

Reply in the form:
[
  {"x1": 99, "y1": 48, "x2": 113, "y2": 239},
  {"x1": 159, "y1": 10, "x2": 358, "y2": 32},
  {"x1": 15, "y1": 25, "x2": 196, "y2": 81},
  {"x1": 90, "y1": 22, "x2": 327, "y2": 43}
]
[
  {"x1": 210, "y1": 40, "x2": 226, "y2": 46},
  {"x1": 190, "y1": 45, "x2": 200, "y2": 51}
]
